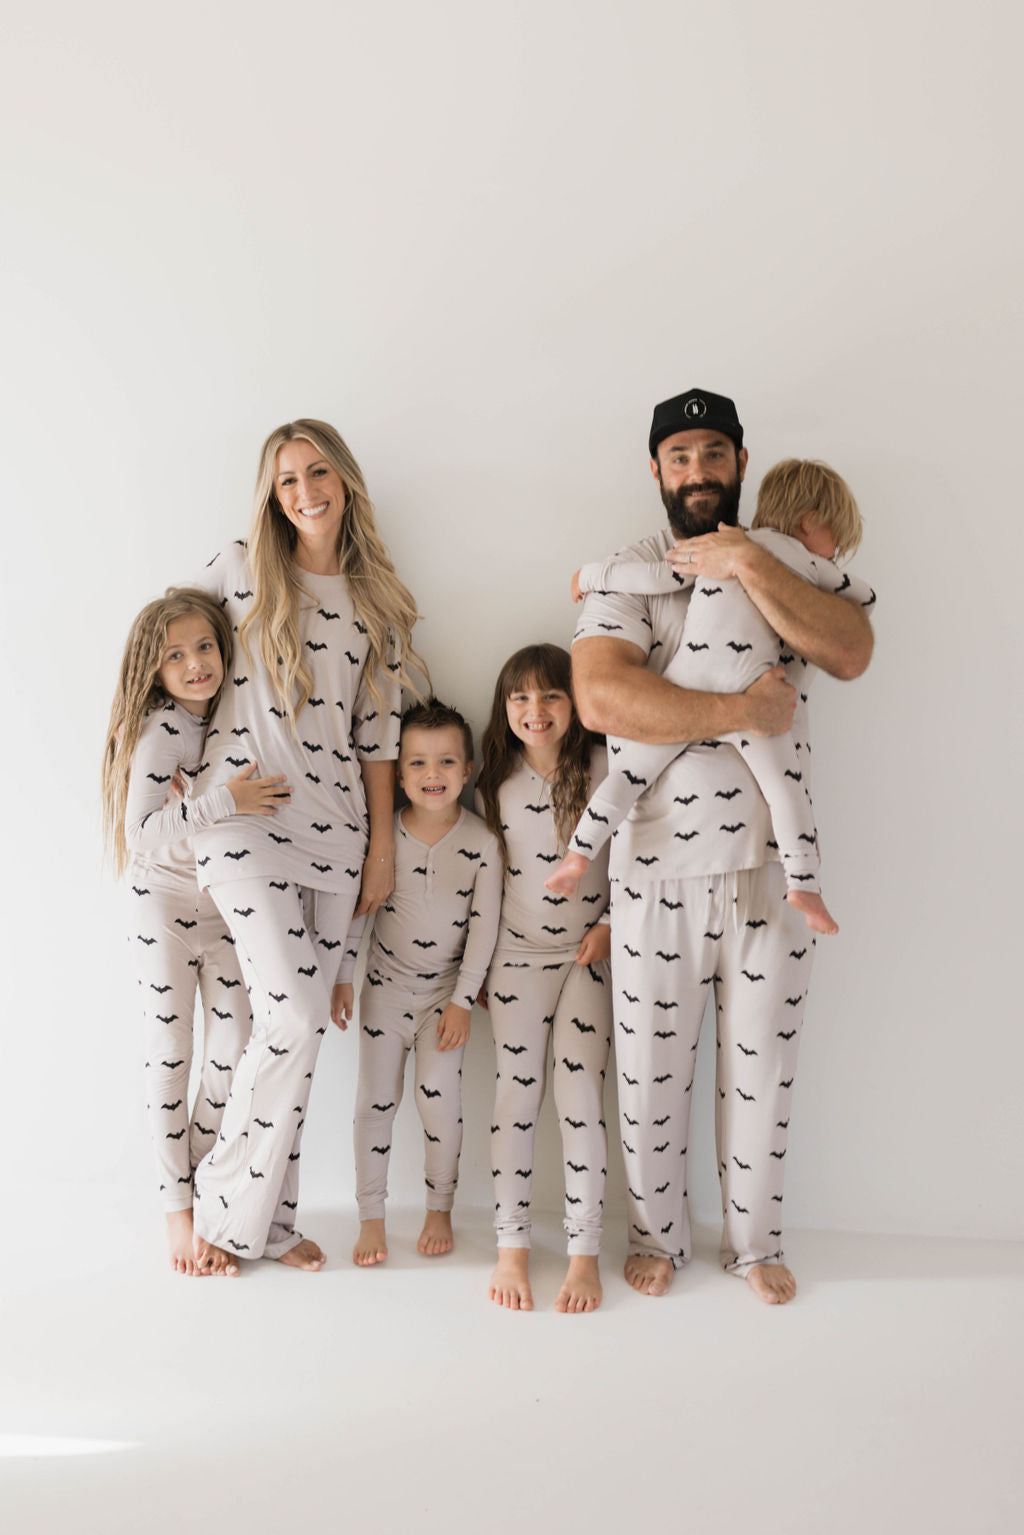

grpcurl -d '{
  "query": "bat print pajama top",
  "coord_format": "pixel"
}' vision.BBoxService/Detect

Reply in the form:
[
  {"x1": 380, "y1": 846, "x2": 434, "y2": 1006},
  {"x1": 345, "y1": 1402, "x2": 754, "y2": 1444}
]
[
  {"x1": 189, "y1": 541, "x2": 401, "y2": 1260},
  {"x1": 354, "y1": 807, "x2": 502, "y2": 1221},
  {"x1": 125, "y1": 701, "x2": 250, "y2": 1212},
  {"x1": 574, "y1": 532, "x2": 876, "y2": 1276},
  {"x1": 571, "y1": 528, "x2": 877, "y2": 893},
  {"x1": 476, "y1": 749, "x2": 613, "y2": 1257}
]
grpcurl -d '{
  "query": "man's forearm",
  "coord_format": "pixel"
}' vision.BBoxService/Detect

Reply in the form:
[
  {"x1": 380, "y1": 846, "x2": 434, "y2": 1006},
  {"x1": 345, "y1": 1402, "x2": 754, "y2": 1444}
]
[{"x1": 738, "y1": 544, "x2": 873, "y2": 680}]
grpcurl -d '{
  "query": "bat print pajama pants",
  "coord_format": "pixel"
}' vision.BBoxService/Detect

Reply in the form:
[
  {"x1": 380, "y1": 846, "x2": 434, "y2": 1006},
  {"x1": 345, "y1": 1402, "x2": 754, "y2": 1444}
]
[
  {"x1": 488, "y1": 955, "x2": 612, "y2": 1256},
  {"x1": 353, "y1": 985, "x2": 467, "y2": 1220},
  {"x1": 611, "y1": 860, "x2": 813, "y2": 1276},
  {"x1": 133, "y1": 883, "x2": 252, "y2": 1212},
  {"x1": 193, "y1": 876, "x2": 361, "y2": 1260}
]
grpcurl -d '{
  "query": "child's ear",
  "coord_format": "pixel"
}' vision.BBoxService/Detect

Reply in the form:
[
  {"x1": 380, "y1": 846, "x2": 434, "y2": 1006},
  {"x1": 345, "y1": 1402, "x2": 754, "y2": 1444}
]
[
  {"x1": 464, "y1": 759, "x2": 474, "y2": 784},
  {"x1": 798, "y1": 511, "x2": 819, "y2": 537}
]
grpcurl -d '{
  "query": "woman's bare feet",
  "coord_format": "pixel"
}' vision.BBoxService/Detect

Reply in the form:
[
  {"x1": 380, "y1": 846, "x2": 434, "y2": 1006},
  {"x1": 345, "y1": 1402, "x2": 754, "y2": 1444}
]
[
  {"x1": 166, "y1": 1209, "x2": 207, "y2": 1276},
  {"x1": 786, "y1": 889, "x2": 838, "y2": 934},
  {"x1": 353, "y1": 1220, "x2": 388, "y2": 1266},
  {"x1": 277, "y1": 1237, "x2": 326, "y2": 1271},
  {"x1": 192, "y1": 1231, "x2": 240, "y2": 1276},
  {"x1": 489, "y1": 1248, "x2": 533, "y2": 1310},
  {"x1": 747, "y1": 1263, "x2": 797, "y2": 1304},
  {"x1": 624, "y1": 1255, "x2": 674, "y2": 1296},
  {"x1": 418, "y1": 1210, "x2": 453, "y2": 1256},
  {"x1": 555, "y1": 1254, "x2": 602, "y2": 1313},
  {"x1": 544, "y1": 850, "x2": 590, "y2": 896}
]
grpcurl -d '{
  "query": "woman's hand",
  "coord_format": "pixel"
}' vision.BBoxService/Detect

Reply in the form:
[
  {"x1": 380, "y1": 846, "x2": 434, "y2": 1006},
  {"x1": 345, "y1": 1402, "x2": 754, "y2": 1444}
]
[
  {"x1": 354, "y1": 848, "x2": 395, "y2": 917},
  {"x1": 575, "y1": 923, "x2": 611, "y2": 966},
  {"x1": 436, "y1": 1002, "x2": 471, "y2": 1051},
  {"x1": 228, "y1": 762, "x2": 291, "y2": 815}
]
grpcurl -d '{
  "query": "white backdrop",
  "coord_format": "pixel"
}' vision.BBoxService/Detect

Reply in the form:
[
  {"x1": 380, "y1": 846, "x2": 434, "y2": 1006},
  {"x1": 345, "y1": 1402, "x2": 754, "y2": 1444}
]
[{"x1": 2, "y1": 0, "x2": 1021, "y2": 1248}]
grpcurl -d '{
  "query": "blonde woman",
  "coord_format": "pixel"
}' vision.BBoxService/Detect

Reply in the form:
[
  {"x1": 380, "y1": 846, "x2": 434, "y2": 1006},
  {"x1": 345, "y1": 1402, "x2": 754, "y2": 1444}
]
[{"x1": 190, "y1": 419, "x2": 424, "y2": 1274}]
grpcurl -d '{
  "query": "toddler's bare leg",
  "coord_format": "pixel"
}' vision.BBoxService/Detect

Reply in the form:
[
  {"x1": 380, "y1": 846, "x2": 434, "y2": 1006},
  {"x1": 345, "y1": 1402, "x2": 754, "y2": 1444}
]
[
  {"x1": 353, "y1": 1220, "x2": 388, "y2": 1266},
  {"x1": 544, "y1": 850, "x2": 591, "y2": 896},
  {"x1": 555, "y1": 1254, "x2": 602, "y2": 1313},
  {"x1": 489, "y1": 1248, "x2": 533, "y2": 1310},
  {"x1": 786, "y1": 889, "x2": 838, "y2": 935},
  {"x1": 418, "y1": 1210, "x2": 453, "y2": 1255},
  {"x1": 166, "y1": 1209, "x2": 206, "y2": 1276},
  {"x1": 747, "y1": 1262, "x2": 797, "y2": 1304}
]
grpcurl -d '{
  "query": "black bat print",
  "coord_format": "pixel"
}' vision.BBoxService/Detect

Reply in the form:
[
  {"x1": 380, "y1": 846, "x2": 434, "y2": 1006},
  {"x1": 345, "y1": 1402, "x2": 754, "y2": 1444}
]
[
  {"x1": 564, "y1": 1118, "x2": 587, "y2": 1132},
  {"x1": 659, "y1": 896, "x2": 684, "y2": 910},
  {"x1": 210, "y1": 1059, "x2": 232, "y2": 1071},
  {"x1": 424, "y1": 1131, "x2": 441, "y2": 1144},
  {"x1": 147, "y1": 772, "x2": 171, "y2": 786},
  {"x1": 371, "y1": 1145, "x2": 391, "y2": 1155},
  {"x1": 267, "y1": 1045, "x2": 289, "y2": 1056},
  {"x1": 561, "y1": 1058, "x2": 584, "y2": 1073},
  {"x1": 211, "y1": 1009, "x2": 233, "y2": 1022},
  {"x1": 784, "y1": 993, "x2": 803, "y2": 1006},
  {"x1": 419, "y1": 1085, "x2": 442, "y2": 1099},
  {"x1": 288, "y1": 926, "x2": 306, "y2": 938},
  {"x1": 698, "y1": 585, "x2": 723, "y2": 596},
  {"x1": 565, "y1": 1195, "x2": 582, "y2": 1205},
  {"x1": 224, "y1": 849, "x2": 252, "y2": 860},
  {"x1": 621, "y1": 990, "x2": 639, "y2": 1005},
  {"x1": 205, "y1": 1097, "x2": 226, "y2": 1110},
  {"x1": 585, "y1": 809, "x2": 609, "y2": 826},
  {"x1": 164, "y1": 1127, "x2": 185, "y2": 1141},
  {"x1": 297, "y1": 964, "x2": 317, "y2": 977},
  {"x1": 363, "y1": 1026, "x2": 384, "y2": 1038},
  {"x1": 656, "y1": 950, "x2": 680, "y2": 961},
  {"x1": 653, "y1": 1073, "x2": 672, "y2": 1084},
  {"x1": 654, "y1": 1029, "x2": 676, "y2": 1040},
  {"x1": 155, "y1": 1013, "x2": 179, "y2": 1024},
  {"x1": 218, "y1": 978, "x2": 241, "y2": 988},
  {"x1": 311, "y1": 861, "x2": 332, "y2": 872},
  {"x1": 737, "y1": 1043, "x2": 758, "y2": 1056},
  {"x1": 573, "y1": 1020, "x2": 596, "y2": 1036},
  {"x1": 535, "y1": 852, "x2": 558, "y2": 864},
  {"x1": 269, "y1": 706, "x2": 286, "y2": 719},
  {"x1": 789, "y1": 948, "x2": 807, "y2": 960},
  {"x1": 745, "y1": 919, "x2": 767, "y2": 930},
  {"x1": 131, "y1": 886, "x2": 150, "y2": 896},
  {"x1": 502, "y1": 1043, "x2": 528, "y2": 1055},
  {"x1": 149, "y1": 983, "x2": 172, "y2": 994},
  {"x1": 513, "y1": 1168, "x2": 533, "y2": 1179},
  {"x1": 686, "y1": 641, "x2": 710, "y2": 652},
  {"x1": 233, "y1": 677, "x2": 249, "y2": 687},
  {"x1": 305, "y1": 773, "x2": 321, "y2": 785},
  {"x1": 159, "y1": 722, "x2": 180, "y2": 736},
  {"x1": 730, "y1": 1200, "x2": 749, "y2": 1213},
  {"x1": 457, "y1": 848, "x2": 481, "y2": 861},
  {"x1": 254, "y1": 1117, "x2": 274, "y2": 1130},
  {"x1": 249, "y1": 1167, "x2": 265, "y2": 1179},
  {"x1": 674, "y1": 830, "x2": 700, "y2": 841},
  {"x1": 770, "y1": 1149, "x2": 787, "y2": 1160},
  {"x1": 288, "y1": 1152, "x2": 301, "y2": 1162},
  {"x1": 451, "y1": 918, "x2": 469, "y2": 930},
  {"x1": 137, "y1": 935, "x2": 157, "y2": 945},
  {"x1": 413, "y1": 939, "x2": 437, "y2": 949},
  {"x1": 623, "y1": 770, "x2": 647, "y2": 786},
  {"x1": 735, "y1": 1088, "x2": 755, "y2": 1101},
  {"x1": 513, "y1": 1075, "x2": 537, "y2": 1087},
  {"x1": 174, "y1": 918, "x2": 198, "y2": 931},
  {"x1": 624, "y1": 886, "x2": 643, "y2": 901},
  {"x1": 733, "y1": 1156, "x2": 751, "y2": 1170},
  {"x1": 597, "y1": 622, "x2": 623, "y2": 631},
  {"x1": 233, "y1": 906, "x2": 255, "y2": 918},
  {"x1": 161, "y1": 1099, "x2": 183, "y2": 1111},
  {"x1": 636, "y1": 855, "x2": 659, "y2": 867},
  {"x1": 653, "y1": 1141, "x2": 669, "y2": 1154},
  {"x1": 541, "y1": 925, "x2": 566, "y2": 936},
  {"x1": 726, "y1": 641, "x2": 753, "y2": 653},
  {"x1": 320, "y1": 938, "x2": 341, "y2": 950},
  {"x1": 654, "y1": 1000, "x2": 677, "y2": 1011},
  {"x1": 493, "y1": 992, "x2": 519, "y2": 1004},
  {"x1": 720, "y1": 822, "x2": 745, "y2": 834},
  {"x1": 306, "y1": 641, "x2": 328, "y2": 652},
  {"x1": 197, "y1": 856, "x2": 211, "y2": 867},
  {"x1": 345, "y1": 650, "x2": 360, "y2": 664},
  {"x1": 741, "y1": 969, "x2": 765, "y2": 982},
  {"x1": 525, "y1": 802, "x2": 549, "y2": 815},
  {"x1": 366, "y1": 975, "x2": 383, "y2": 987},
  {"x1": 581, "y1": 892, "x2": 602, "y2": 903},
  {"x1": 627, "y1": 1187, "x2": 645, "y2": 1201},
  {"x1": 715, "y1": 788, "x2": 742, "y2": 801},
  {"x1": 780, "y1": 1077, "x2": 794, "y2": 1088},
  {"x1": 269, "y1": 991, "x2": 288, "y2": 1002}
]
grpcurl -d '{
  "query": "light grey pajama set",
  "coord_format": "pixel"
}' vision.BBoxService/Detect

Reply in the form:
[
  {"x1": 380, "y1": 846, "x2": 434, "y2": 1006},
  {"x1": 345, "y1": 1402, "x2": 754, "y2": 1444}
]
[
  {"x1": 126, "y1": 701, "x2": 250, "y2": 1212},
  {"x1": 574, "y1": 532, "x2": 876, "y2": 1276},
  {"x1": 354, "y1": 807, "x2": 502, "y2": 1220},
  {"x1": 476, "y1": 749, "x2": 613, "y2": 1258},
  {"x1": 571, "y1": 528, "x2": 877, "y2": 894},
  {"x1": 190, "y1": 543, "x2": 400, "y2": 1260}
]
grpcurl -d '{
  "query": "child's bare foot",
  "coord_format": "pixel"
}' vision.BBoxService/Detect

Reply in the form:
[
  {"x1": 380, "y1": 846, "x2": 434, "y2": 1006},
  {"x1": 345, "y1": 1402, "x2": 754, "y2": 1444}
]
[
  {"x1": 418, "y1": 1210, "x2": 453, "y2": 1256},
  {"x1": 353, "y1": 1220, "x2": 388, "y2": 1266},
  {"x1": 555, "y1": 1254, "x2": 602, "y2": 1313},
  {"x1": 786, "y1": 889, "x2": 838, "y2": 934},
  {"x1": 277, "y1": 1237, "x2": 326, "y2": 1271},
  {"x1": 544, "y1": 850, "x2": 590, "y2": 896},
  {"x1": 624, "y1": 1255, "x2": 673, "y2": 1296},
  {"x1": 489, "y1": 1248, "x2": 533, "y2": 1310},
  {"x1": 166, "y1": 1209, "x2": 206, "y2": 1276},
  {"x1": 192, "y1": 1231, "x2": 240, "y2": 1276},
  {"x1": 747, "y1": 1263, "x2": 797, "y2": 1304}
]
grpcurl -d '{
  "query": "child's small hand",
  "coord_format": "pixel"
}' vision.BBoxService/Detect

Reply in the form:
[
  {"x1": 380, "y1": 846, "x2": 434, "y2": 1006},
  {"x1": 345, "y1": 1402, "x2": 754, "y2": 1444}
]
[
  {"x1": 571, "y1": 569, "x2": 585, "y2": 603},
  {"x1": 170, "y1": 769, "x2": 187, "y2": 800},
  {"x1": 228, "y1": 762, "x2": 291, "y2": 815},
  {"x1": 436, "y1": 1003, "x2": 471, "y2": 1051},
  {"x1": 575, "y1": 923, "x2": 611, "y2": 966},
  {"x1": 331, "y1": 983, "x2": 354, "y2": 1031},
  {"x1": 475, "y1": 984, "x2": 488, "y2": 1010}
]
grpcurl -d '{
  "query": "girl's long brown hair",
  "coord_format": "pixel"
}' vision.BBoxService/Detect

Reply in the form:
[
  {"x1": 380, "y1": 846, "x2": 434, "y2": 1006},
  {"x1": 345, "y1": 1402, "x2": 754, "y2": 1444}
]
[
  {"x1": 476, "y1": 643, "x2": 594, "y2": 862},
  {"x1": 101, "y1": 588, "x2": 234, "y2": 876}
]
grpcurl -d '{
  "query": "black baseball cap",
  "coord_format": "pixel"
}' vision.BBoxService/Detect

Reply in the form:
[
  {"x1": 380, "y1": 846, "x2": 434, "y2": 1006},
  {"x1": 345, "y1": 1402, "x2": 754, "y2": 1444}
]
[{"x1": 649, "y1": 388, "x2": 744, "y2": 458}]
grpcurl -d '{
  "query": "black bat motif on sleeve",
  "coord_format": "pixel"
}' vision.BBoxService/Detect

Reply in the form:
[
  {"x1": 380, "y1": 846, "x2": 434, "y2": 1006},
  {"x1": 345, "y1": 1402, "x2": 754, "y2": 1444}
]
[
  {"x1": 420, "y1": 1086, "x2": 442, "y2": 1099},
  {"x1": 561, "y1": 1058, "x2": 584, "y2": 1073},
  {"x1": 512, "y1": 1075, "x2": 537, "y2": 1087}
]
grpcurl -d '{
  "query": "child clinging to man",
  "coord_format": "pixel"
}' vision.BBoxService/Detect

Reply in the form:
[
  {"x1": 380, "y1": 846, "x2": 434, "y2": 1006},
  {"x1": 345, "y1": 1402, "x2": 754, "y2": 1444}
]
[
  {"x1": 548, "y1": 458, "x2": 876, "y2": 934},
  {"x1": 351, "y1": 699, "x2": 502, "y2": 1265}
]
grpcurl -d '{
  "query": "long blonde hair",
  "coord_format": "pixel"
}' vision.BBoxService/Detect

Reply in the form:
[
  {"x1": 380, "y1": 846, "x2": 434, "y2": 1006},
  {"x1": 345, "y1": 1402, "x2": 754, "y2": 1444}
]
[
  {"x1": 239, "y1": 419, "x2": 427, "y2": 722},
  {"x1": 101, "y1": 588, "x2": 234, "y2": 876},
  {"x1": 476, "y1": 644, "x2": 595, "y2": 863}
]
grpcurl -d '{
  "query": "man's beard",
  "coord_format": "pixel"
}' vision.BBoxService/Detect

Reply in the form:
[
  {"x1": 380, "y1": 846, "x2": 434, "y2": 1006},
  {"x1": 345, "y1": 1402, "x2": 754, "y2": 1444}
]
[{"x1": 660, "y1": 471, "x2": 742, "y2": 539}]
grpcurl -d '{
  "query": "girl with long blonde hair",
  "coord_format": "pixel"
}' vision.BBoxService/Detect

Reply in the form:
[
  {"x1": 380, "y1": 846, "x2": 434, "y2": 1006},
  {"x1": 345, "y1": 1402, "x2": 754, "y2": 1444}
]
[
  {"x1": 102, "y1": 588, "x2": 288, "y2": 1275},
  {"x1": 474, "y1": 644, "x2": 614, "y2": 1314},
  {"x1": 186, "y1": 420, "x2": 425, "y2": 1275}
]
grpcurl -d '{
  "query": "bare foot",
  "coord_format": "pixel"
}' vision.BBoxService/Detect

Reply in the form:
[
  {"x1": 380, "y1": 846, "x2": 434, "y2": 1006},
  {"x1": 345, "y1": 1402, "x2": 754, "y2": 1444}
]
[
  {"x1": 193, "y1": 1231, "x2": 240, "y2": 1276},
  {"x1": 353, "y1": 1220, "x2": 388, "y2": 1266},
  {"x1": 624, "y1": 1254, "x2": 674, "y2": 1296},
  {"x1": 418, "y1": 1210, "x2": 454, "y2": 1256},
  {"x1": 787, "y1": 889, "x2": 838, "y2": 934},
  {"x1": 544, "y1": 850, "x2": 590, "y2": 896},
  {"x1": 747, "y1": 1263, "x2": 797, "y2": 1304},
  {"x1": 277, "y1": 1237, "x2": 325, "y2": 1271},
  {"x1": 489, "y1": 1248, "x2": 533, "y2": 1310},
  {"x1": 167, "y1": 1209, "x2": 207, "y2": 1276},
  {"x1": 555, "y1": 1254, "x2": 602, "y2": 1313}
]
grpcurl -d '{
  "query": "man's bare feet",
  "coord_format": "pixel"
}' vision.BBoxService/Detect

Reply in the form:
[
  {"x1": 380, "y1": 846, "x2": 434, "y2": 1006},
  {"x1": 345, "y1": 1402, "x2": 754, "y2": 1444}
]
[
  {"x1": 353, "y1": 1219, "x2": 388, "y2": 1266},
  {"x1": 489, "y1": 1248, "x2": 533, "y2": 1310},
  {"x1": 544, "y1": 849, "x2": 590, "y2": 896},
  {"x1": 277, "y1": 1237, "x2": 326, "y2": 1271},
  {"x1": 747, "y1": 1263, "x2": 797, "y2": 1304},
  {"x1": 418, "y1": 1210, "x2": 453, "y2": 1256},
  {"x1": 787, "y1": 889, "x2": 838, "y2": 934},
  {"x1": 624, "y1": 1254, "x2": 674, "y2": 1296},
  {"x1": 555, "y1": 1254, "x2": 602, "y2": 1313},
  {"x1": 192, "y1": 1231, "x2": 240, "y2": 1276},
  {"x1": 167, "y1": 1209, "x2": 207, "y2": 1276}
]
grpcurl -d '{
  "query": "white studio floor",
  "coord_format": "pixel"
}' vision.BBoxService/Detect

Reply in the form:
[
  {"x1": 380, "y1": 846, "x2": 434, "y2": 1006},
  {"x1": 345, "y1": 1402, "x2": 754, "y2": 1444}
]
[{"x1": 3, "y1": 1198, "x2": 1021, "y2": 1535}]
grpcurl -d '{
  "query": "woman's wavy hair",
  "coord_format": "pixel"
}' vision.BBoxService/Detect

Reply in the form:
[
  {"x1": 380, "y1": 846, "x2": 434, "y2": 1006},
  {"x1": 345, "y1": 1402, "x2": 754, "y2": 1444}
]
[
  {"x1": 476, "y1": 643, "x2": 593, "y2": 862},
  {"x1": 101, "y1": 587, "x2": 233, "y2": 876},
  {"x1": 239, "y1": 418, "x2": 427, "y2": 723}
]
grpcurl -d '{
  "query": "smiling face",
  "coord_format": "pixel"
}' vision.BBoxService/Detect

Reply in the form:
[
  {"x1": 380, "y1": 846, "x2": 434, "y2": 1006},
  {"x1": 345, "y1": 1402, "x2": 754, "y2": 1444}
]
[
  {"x1": 158, "y1": 613, "x2": 225, "y2": 716},
  {"x1": 505, "y1": 680, "x2": 574, "y2": 758},
  {"x1": 398, "y1": 725, "x2": 472, "y2": 817},
  {"x1": 274, "y1": 438, "x2": 349, "y2": 551},
  {"x1": 653, "y1": 428, "x2": 747, "y2": 539}
]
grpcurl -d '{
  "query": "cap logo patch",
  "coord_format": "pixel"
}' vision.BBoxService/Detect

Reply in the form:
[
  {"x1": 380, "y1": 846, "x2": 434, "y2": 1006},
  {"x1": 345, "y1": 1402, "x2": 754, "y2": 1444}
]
[{"x1": 684, "y1": 397, "x2": 707, "y2": 419}]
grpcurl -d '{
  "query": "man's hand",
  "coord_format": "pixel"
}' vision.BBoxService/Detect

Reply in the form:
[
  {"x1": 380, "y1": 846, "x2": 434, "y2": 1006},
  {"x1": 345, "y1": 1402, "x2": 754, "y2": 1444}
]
[
  {"x1": 437, "y1": 1002, "x2": 471, "y2": 1051},
  {"x1": 575, "y1": 924, "x2": 611, "y2": 966},
  {"x1": 670, "y1": 524, "x2": 752, "y2": 581},
  {"x1": 331, "y1": 983, "x2": 354, "y2": 1031},
  {"x1": 743, "y1": 668, "x2": 797, "y2": 736}
]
